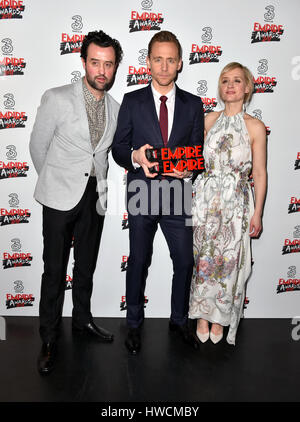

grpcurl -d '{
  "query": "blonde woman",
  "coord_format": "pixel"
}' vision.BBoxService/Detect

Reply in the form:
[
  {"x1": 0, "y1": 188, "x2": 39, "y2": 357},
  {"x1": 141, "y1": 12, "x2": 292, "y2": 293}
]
[{"x1": 189, "y1": 62, "x2": 267, "y2": 345}]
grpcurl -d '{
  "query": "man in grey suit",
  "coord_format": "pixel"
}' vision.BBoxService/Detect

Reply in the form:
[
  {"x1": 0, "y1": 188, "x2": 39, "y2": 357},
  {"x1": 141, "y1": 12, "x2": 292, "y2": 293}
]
[{"x1": 30, "y1": 30, "x2": 123, "y2": 375}]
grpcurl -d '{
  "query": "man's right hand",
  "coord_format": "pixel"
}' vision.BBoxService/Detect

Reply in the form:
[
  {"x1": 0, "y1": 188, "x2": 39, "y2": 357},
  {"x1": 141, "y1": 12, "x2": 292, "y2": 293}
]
[{"x1": 132, "y1": 144, "x2": 158, "y2": 178}]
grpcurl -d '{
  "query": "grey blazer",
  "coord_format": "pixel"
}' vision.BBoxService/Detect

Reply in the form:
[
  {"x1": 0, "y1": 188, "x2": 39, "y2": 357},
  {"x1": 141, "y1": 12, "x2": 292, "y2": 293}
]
[{"x1": 29, "y1": 79, "x2": 120, "y2": 214}]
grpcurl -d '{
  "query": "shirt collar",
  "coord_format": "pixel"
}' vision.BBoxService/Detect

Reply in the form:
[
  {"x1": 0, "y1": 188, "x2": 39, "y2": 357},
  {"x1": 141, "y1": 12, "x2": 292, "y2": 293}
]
[{"x1": 151, "y1": 83, "x2": 176, "y2": 102}]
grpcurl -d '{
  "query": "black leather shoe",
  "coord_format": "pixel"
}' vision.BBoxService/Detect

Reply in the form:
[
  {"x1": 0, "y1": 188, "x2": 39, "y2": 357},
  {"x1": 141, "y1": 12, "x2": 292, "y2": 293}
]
[
  {"x1": 169, "y1": 321, "x2": 200, "y2": 350},
  {"x1": 37, "y1": 342, "x2": 56, "y2": 375},
  {"x1": 125, "y1": 328, "x2": 141, "y2": 355},
  {"x1": 73, "y1": 321, "x2": 114, "y2": 342}
]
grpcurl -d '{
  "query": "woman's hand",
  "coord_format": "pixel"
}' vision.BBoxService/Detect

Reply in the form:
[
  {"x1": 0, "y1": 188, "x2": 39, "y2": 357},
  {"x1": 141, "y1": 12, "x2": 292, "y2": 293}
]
[{"x1": 249, "y1": 213, "x2": 262, "y2": 238}]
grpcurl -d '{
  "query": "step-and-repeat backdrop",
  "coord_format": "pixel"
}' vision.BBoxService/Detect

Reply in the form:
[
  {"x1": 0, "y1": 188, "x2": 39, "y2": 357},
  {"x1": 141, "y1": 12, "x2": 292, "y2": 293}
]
[{"x1": 0, "y1": 0, "x2": 299, "y2": 319}]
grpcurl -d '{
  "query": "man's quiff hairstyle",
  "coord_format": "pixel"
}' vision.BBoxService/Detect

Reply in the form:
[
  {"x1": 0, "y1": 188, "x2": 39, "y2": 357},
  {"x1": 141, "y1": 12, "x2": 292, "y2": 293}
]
[
  {"x1": 80, "y1": 30, "x2": 123, "y2": 67},
  {"x1": 148, "y1": 30, "x2": 182, "y2": 59}
]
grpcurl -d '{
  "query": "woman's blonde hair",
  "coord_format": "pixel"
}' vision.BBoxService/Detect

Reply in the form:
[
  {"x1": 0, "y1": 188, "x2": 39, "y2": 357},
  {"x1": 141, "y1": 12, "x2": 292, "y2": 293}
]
[{"x1": 218, "y1": 62, "x2": 254, "y2": 104}]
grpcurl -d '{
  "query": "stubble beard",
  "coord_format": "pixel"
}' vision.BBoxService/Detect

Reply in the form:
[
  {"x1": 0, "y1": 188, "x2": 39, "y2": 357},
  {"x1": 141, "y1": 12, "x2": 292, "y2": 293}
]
[{"x1": 86, "y1": 73, "x2": 109, "y2": 93}]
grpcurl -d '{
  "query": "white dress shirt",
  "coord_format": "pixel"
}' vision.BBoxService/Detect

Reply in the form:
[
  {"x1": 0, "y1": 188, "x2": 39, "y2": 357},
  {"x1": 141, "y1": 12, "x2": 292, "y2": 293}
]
[
  {"x1": 130, "y1": 83, "x2": 192, "y2": 181},
  {"x1": 151, "y1": 83, "x2": 176, "y2": 141},
  {"x1": 131, "y1": 83, "x2": 176, "y2": 169}
]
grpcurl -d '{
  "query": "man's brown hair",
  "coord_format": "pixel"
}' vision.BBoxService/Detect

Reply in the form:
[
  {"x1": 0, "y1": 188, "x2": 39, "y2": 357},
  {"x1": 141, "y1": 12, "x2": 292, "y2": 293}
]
[{"x1": 148, "y1": 30, "x2": 182, "y2": 59}]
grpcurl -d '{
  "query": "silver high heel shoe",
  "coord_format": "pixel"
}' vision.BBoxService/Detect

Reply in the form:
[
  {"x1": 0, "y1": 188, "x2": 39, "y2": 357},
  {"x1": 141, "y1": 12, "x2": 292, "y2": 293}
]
[
  {"x1": 196, "y1": 330, "x2": 209, "y2": 343},
  {"x1": 196, "y1": 319, "x2": 209, "y2": 343},
  {"x1": 210, "y1": 327, "x2": 223, "y2": 344}
]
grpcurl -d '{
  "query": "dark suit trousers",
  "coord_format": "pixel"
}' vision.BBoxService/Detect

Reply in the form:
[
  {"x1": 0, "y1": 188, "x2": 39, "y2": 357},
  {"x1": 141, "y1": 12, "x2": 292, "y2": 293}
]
[
  {"x1": 126, "y1": 202, "x2": 194, "y2": 329},
  {"x1": 39, "y1": 177, "x2": 104, "y2": 343}
]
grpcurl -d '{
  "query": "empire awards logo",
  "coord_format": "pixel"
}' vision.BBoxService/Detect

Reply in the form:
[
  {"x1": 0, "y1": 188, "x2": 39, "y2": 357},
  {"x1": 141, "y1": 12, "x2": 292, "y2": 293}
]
[
  {"x1": 120, "y1": 295, "x2": 148, "y2": 311},
  {"x1": 282, "y1": 226, "x2": 300, "y2": 255},
  {"x1": 0, "y1": 193, "x2": 31, "y2": 226},
  {"x1": 127, "y1": 48, "x2": 152, "y2": 86},
  {"x1": 295, "y1": 152, "x2": 300, "y2": 170},
  {"x1": 0, "y1": 38, "x2": 26, "y2": 76},
  {"x1": 60, "y1": 16, "x2": 85, "y2": 55},
  {"x1": 277, "y1": 266, "x2": 300, "y2": 294},
  {"x1": 253, "y1": 59, "x2": 277, "y2": 93},
  {"x1": 2, "y1": 238, "x2": 32, "y2": 269},
  {"x1": 243, "y1": 296, "x2": 250, "y2": 310},
  {"x1": 121, "y1": 255, "x2": 128, "y2": 272},
  {"x1": 122, "y1": 211, "x2": 129, "y2": 230},
  {"x1": 0, "y1": 0, "x2": 25, "y2": 20},
  {"x1": 65, "y1": 274, "x2": 73, "y2": 290},
  {"x1": 65, "y1": 260, "x2": 74, "y2": 290},
  {"x1": 123, "y1": 169, "x2": 128, "y2": 185},
  {"x1": 189, "y1": 27, "x2": 222, "y2": 65},
  {"x1": 6, "y1": 280, "x2": 35, "y2": 309},
  {"x1": 251, "y1": 5, "x2": 284, "y2": 43},
  {"x1": 0, "y1": 93, "x2": 27, "y2": 129},
  {"x1": 196, "y1": 80, "x2": 217, "y2": 114},
  {"x1": 0, "y1": 146, "x2": 29, "y2": 180},
  {"x1": 288, "y1": 197, "x2": 300, "y2": 214},
  {"x1": 129, "y1": 1, "x2": 164, "y2": 33}
]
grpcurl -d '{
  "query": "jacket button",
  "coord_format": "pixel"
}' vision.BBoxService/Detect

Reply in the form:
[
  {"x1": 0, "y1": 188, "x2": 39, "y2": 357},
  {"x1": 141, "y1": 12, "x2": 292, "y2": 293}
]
[
  {"x1": 93, "y1": 153, "x2": 95, "y2": 157},
  {"x1": 85, "y1": 173, "x2": 89, "y2": 176}
]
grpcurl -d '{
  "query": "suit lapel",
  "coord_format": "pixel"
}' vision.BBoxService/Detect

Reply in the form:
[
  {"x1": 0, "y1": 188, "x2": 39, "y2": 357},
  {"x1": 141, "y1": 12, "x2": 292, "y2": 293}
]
[
  {"x1": 167, "y1": 85, "x2": 186, "y2": 148},
  {"x1": 141, "y1": 84, "x2": 164, "y2": 147},
  {"x1": 73, "y1": 79, "x2": 93, "y2": 152},
  {"x1": 142, "y1": 84, "x2": 187, "y2": 148},
  {"x1": 94, "y1": 93, "x2": 110, "y2": 152}
]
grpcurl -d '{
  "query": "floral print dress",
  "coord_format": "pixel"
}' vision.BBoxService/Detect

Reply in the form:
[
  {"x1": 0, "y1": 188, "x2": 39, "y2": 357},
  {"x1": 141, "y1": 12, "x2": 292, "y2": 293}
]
[{"x1": 189, "y1": 111, "x2": 254, "y2": 345}]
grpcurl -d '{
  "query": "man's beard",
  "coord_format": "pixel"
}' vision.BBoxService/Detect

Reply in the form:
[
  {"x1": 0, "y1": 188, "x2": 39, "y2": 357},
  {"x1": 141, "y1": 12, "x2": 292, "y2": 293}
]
[{"x1": 85, "y1": 73, "x2": 110, "y2": 93}]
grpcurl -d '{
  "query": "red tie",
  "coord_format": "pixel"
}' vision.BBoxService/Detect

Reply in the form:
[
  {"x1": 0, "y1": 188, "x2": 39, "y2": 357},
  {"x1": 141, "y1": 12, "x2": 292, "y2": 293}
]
[{"x1": 159, "y1": 95, "x2": 168, "y2": 146}]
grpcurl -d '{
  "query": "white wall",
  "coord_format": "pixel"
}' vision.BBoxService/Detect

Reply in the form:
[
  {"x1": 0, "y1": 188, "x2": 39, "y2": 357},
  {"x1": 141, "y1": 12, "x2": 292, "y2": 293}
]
[{"x1": 0, "y1": 0, "x2": 299, "y2": 319}]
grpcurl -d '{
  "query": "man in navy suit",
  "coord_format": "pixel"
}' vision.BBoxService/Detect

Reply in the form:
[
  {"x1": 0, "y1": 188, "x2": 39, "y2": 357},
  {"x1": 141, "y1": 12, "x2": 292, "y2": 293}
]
[{"x1": 112, "y1": 31, "x2": 204, "y2": 354}]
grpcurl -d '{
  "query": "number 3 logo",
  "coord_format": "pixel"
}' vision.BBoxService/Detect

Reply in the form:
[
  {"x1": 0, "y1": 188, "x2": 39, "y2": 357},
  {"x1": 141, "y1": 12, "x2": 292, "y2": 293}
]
[
  {"x1": 71, "y1": 15, "x2": 83, "y2": 32},
  {"x1": 201, "y1": 27, "x2": 212, "y2": 43},
  {"x1": 1, "y1": 38, "x2": 13, "y2": 55},
  {"x1": 264, "y1": 5, "x2": 275, "y2": 22},
  {"x1": 6, "y1": 145, "x2": 17, "y2": 160}
]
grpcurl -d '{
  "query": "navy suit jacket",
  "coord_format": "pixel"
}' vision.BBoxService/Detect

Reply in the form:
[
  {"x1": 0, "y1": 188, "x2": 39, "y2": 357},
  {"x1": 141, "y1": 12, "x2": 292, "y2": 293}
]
[
  {"x1": 112, "y1": 84, "x2": 204, "y2": 212},
  {"x1": 112, "y1": 83, "x2": 204, "y2": 172}
]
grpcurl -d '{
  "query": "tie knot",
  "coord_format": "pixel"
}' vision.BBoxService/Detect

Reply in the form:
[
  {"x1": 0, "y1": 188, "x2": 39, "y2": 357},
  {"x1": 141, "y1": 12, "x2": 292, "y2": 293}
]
[{"x1": 160, "y1": 95, "x2": 168, "y2": 104}]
